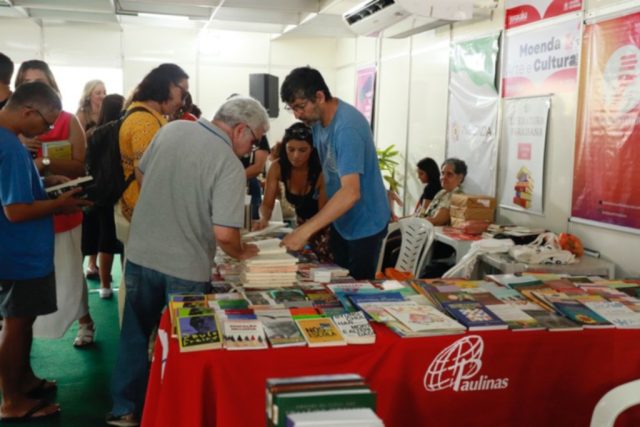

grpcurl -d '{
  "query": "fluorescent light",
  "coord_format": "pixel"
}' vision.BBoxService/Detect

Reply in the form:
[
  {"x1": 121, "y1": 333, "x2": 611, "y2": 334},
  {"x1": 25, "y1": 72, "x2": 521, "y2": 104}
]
[{"x1": 138, "y1": 12, "x2": 189, "y2": 21}]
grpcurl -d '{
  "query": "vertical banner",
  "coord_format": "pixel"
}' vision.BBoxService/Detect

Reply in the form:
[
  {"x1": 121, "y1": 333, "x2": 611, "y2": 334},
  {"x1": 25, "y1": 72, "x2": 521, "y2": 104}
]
[
  {"x1": 502, "y1": 16, "x2": 581, "y2": 98},
  {"x1": 572, "y1": 12, "x2": 640, "y2": 230},
  {"x1": 505, "y1": 0, "x2": 583, "y2": 29},
  {"x1": 446, "y1": 34, "x2": 500, "y2": 196},
  {"x1": 355, "y1": 65, "x2": 376, "y2": 127},
  {"x1": 499, "y1": 96, "x2": 551, "y2": 214}
]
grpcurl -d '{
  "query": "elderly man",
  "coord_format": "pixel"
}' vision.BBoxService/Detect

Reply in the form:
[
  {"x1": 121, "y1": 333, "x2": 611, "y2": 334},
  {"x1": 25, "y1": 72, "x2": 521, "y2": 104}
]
[
  {"x1": 0, "y1": 82, "x2": 91, "y2": 421},
  {"x1": 107, "y1": 96, "x2": 267, "y2": 427},
  {"x1": 280, "y1": 66, "x2": 390, "y2": 280}
]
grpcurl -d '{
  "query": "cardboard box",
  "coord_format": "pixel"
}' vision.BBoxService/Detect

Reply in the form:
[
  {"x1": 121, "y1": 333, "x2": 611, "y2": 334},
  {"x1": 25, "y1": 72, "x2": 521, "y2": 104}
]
[
  {"x1": 450, "y1": 206, "x2": 495, "y2": 221},
  {"x1": 450, "y1": 194, "x2": 496, "y2": 209}
]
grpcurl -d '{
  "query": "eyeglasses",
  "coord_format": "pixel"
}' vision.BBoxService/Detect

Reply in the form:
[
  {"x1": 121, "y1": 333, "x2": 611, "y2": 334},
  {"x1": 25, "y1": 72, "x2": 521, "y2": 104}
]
[
  {"x1": 246, "y1": 125, "x2": 259, "y2": 145},
  {"x1": 28, "y1": 106, "x2": 55, "y2": 131},
  {"x1": 285, "y1": 125, "x2": 312, "y2": 141},
  {"x1": 284, "y1": 99, "x2": 309, "y2": 113}
]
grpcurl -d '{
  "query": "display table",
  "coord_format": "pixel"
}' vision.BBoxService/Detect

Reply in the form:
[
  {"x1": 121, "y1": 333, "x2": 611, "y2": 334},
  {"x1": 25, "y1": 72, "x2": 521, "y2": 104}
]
[
  {"x1": 143, "y1": 310, "x2": 640, "y2": 427},
  {"x1": 479, "y1": 253, "x2": 616, "y2": 279},
  {"x1": 433, "y1": 226, "x2": 479, "y2": 262}
]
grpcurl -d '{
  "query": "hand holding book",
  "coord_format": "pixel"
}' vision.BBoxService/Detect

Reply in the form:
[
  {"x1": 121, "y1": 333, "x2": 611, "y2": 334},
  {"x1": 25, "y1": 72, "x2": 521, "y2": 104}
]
[{"x1": 52, "y1": 187, "x2": 93, "y2": 214}]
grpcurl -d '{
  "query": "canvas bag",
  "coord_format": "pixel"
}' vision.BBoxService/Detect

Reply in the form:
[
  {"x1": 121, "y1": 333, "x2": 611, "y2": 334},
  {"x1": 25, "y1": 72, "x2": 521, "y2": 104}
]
[{"x1": 508, "y1": 232, "x2": 576, "y2": 265}]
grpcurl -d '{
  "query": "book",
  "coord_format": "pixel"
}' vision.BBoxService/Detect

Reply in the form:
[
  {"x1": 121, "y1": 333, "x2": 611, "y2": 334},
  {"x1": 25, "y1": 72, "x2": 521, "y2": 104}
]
[
  {"x1": 285, "y1": 408, "x2": 383, "y2": 427},
  {"x1": 295, "y1": 317, "x2": 347, "y2": 347},
  {"x1": 253, "y1": 238, "x2": 287, "y2": 255},
  {"x1": 46, "y1": 175, "x2": 94, "y2": 199},
  {"x1": 549, "y1": 299, "x2": 613, "y2": 328},
  {"x1": 176, "y1": 313, "x2": 222, "y2": 352},
  {"x1": 384, "y1": 304, "x2": 466, "y2": 334},
  {"x1": 347, "y1": 291, "x2": 405, "y2": 318},
  {"x1": 272, "y1": 388, "x2": 376, "y2": 427},
  {"x1": 331, "y1": 311, "x2": 376, "y2": 344},
  {"x1": 256, "y1": 309, "x2": 307, "y2": 348},
  {"x1": 484, "y1": 304, "x2": 544, "y2": 331},
  {"x1": 441, "y1": 301, "x2": 508, "y2": 331},
  {"x1": 582, "y1": 301, "x2": 640, "y2": 329},
  {"x1": 522, "y1": 309, "x2": 582, "y2": 331},
  {"x1": 41, "y1": 140, "x2": 71, "y2": 159},
  {"x1": 222, "y1": 319, "x2": 268, "y2": 350}
]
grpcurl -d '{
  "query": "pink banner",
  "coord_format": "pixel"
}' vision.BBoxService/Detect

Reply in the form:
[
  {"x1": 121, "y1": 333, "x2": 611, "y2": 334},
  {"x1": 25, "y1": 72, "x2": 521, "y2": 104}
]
[
  {"x1": 572, "y1": 13, "x2": 640, "y2": 229},
  {"x1": 355, "y1": 66, "x2": 376, "y2": 126},
  {"x1": 506, "y1": 0, "x2": 583, "y2": 29}
]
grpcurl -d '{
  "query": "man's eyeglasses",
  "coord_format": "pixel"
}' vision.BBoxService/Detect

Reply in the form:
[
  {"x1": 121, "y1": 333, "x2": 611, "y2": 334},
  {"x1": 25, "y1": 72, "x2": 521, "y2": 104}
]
[
  {"x1": 246, "y1": 125, "x2": 259, "y2": 145},
  {"x1": 284, "y1": 99, "x2": 309, "y2": 113},
  {"x1": 28, "y1": 106, "x2": 55, "y2": 131}
]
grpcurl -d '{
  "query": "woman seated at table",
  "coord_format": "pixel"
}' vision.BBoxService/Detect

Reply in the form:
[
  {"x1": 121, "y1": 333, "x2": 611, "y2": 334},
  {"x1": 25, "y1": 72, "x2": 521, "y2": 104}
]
[
  {"x1": 413, "y1": 157, "x2": 442, "y2": 216},
  {"x1": 254, "y1": 122, "x2": 331, "y2": 261},
  {"x1": 419, "y1": 157, "x2": 467, "y2": 226}
]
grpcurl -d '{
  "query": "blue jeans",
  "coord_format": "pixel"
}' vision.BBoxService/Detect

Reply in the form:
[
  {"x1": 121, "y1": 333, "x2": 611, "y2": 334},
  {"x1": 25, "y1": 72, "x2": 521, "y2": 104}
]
[{"x1": 110, "y1": 261, "x2": 209, "y2": 418}]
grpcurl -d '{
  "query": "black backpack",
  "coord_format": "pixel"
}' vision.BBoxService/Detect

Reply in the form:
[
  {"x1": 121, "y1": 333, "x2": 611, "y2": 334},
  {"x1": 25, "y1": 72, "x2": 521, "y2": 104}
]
[{"x1": 85, "y1": 107, "x2": 160, "y2": 207}]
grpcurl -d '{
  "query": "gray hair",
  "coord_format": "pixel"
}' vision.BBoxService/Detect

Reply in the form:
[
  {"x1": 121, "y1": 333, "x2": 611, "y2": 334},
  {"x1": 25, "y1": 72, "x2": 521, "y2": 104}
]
[
  {"x1": 214, "y1": 96, "x2": 270, "y2": 134},
  {"x1": 442, "y1": 158, "x2": 468, "y2": 181}
]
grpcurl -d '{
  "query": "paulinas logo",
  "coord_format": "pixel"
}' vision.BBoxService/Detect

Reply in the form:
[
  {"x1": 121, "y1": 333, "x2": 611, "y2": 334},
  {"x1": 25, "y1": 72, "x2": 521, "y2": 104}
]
[{"x1": 423, "y1": 335, "x2": 509, "y2": 392}]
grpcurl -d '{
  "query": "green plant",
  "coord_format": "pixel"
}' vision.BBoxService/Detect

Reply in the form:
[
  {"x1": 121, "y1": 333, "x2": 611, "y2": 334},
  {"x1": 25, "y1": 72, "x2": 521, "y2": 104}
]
[{"x1": 377, "y1": 144, "x2": 402, "y2": 193}]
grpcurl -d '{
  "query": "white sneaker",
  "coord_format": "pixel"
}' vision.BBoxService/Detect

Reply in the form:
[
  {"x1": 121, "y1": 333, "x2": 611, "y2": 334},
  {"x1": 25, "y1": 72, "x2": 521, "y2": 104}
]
[{"x1": 99, "y1": 288, "x2": 113, "y2": 299}]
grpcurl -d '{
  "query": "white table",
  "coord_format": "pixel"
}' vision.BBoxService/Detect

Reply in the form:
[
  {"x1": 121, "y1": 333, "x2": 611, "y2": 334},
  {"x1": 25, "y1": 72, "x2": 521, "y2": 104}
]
[
  {"x1": 478, "y1": 253, "x2": 616, "y2": 279},
  {"x1": 433, "y1": 226, "x2": 475, "y2": 263}
]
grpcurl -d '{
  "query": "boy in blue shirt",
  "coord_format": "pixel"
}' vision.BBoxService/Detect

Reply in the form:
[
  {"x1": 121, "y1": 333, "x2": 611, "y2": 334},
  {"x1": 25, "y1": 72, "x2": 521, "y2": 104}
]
[
  {"x1": 0, "y1": 82, "x2": 90, "y2": 421},
  {"x1": 280, "y1": 66, "x2": 390, "y2": 279}
]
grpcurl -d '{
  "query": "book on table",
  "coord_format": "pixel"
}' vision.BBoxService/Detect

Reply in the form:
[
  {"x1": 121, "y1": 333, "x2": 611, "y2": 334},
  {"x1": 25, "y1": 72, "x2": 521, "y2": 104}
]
[
  {"x1": 285, "y1": 408, "x2": 383, "y2": 427},
  {"x1": 251, "y1": 238, "x2": 287, "y2": 255},
  {"x1": 331, "y1": 311, "x2": 376, "y2": 344},
  {"x1": 483, "y1": 304, "x2": 544, "y2": 331},
  {"x1": 256, "y1": 309, "x2": 307, "y2": 348},
  {"x1": 441, "y1": 301, "x2": 508, "y2": 331},
  {"x1": 521, "y1": 309, "x2": 583, "y2": 331},
  {"x1": 222, "y1": 319, "x2": 268, "y2": 350},
  {"x1": 384, "y1": 303, "x2": 466, "y2": 334},
  {"x1": 295, "y1": 317, "x2": 347, "y2": 347},
  {"x1": 176, "y1": 313, "x2": 222, "y2": 352},
  {"x1": 582, "y1": 301, "x2": 640, "y2": 329},
  {"x1": 547, "y1": 298, "x2": 614, "y2": 328}
]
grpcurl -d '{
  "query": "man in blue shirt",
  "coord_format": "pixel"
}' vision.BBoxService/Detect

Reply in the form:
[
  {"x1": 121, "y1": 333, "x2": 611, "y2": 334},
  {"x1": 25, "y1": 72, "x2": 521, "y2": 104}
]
[
  {"x1": 280, "y1": 66, "x2": 390, "y2": 279},
  {"x1": 0, "y1": 82, "x2": 90, "y2": 422}
]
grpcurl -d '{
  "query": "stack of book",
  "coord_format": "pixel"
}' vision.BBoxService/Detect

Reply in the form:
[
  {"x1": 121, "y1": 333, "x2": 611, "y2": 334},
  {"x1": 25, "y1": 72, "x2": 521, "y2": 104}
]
[
  {"x1": 266, "y1": 374, "x2": 378, "y2": 427},
  {"x1": 240, "y1": 239, "x2": 298, "y2": 288}
]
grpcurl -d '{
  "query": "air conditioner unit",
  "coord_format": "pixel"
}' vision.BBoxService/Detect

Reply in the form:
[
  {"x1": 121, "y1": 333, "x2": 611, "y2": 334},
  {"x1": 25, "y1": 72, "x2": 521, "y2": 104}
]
[{"x1": 343, "y1": 0, "x2": 487, "y2": 38}]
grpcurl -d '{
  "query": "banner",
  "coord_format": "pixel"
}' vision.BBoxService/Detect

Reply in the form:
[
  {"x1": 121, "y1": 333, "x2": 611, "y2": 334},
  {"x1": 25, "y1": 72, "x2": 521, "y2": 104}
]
[
  {"x1": 499, "y1": 96, "x2": 551, "y2": 214},
  {"x1": 505, "y1": 0, "x2": 583, "y2": 29},
  {"x1": 355, "y1": 65, "x2": 376, "y2": 126},
  {"x1": 446, "y1": 34, "x2": 500, "y2": 196},
  {"x1": 502, "y1": 16, "x2": 581, "y2": 98},
  {"x1": 572, "y1": 12, "x2": 640, "y2": 230}
]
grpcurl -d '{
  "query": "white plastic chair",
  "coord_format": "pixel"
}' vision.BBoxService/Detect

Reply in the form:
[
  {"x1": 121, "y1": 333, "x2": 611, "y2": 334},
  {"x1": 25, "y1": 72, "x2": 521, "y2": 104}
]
[
  {"x1": 376, "y1": 217, "x2": 434, "y2": 277},
  {"x1": 590, "y1": 379, "x2": 640, "y2": 427}
]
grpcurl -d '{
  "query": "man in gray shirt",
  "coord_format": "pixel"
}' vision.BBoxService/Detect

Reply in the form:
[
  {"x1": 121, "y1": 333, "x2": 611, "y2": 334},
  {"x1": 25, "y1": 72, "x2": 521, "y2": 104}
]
[{"x1": 107, "y1": 96, "x2": 268, "y2": 427}]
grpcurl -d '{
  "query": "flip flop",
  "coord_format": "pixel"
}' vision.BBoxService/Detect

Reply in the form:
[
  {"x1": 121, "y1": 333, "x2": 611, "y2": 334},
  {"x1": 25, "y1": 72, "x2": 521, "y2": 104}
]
[
  {"x1": 0, "y1": 399, "x2": 60, "y2": 422},
  {"x1": 25, "y1": 378, "x2": 57, "y2": 399}
]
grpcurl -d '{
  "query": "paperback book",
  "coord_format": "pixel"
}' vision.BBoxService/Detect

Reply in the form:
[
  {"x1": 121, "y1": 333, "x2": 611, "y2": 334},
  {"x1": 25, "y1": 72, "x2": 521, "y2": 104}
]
[
  {"x1": 256, "y1": 309, "x2": 307, "y2": 348},
  {"x1": 222, "y1": 319, "x2": 268, "y2": 350},
  {"x1": 331, "y1": 311, "x2": 376, "y2": 344},
  {"x1": 441, "y1": 301, "x2": 508, "y2": 331},
  {"x1": 295, "y1": 317, "x2": 347, "y2": 347},
  {"x1": 176, "y1": 313, "x2": 222, "y2": 352}
]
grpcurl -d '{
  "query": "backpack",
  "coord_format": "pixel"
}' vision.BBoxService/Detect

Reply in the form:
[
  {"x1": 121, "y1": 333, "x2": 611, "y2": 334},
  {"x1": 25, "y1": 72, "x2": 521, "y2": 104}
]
[{"x1": 85, "y1": 106, "x2": 160, "y2": 207}]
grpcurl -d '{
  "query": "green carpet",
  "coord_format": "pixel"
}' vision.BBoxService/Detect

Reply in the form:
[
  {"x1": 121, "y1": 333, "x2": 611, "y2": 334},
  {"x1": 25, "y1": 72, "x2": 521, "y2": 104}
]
[{"x1": 27, "y1": 256, "x2": 122, "y2": 426}]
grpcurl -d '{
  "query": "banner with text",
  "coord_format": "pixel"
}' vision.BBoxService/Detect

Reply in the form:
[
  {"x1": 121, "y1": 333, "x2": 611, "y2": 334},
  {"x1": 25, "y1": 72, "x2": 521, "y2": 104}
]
[
  {"x1": 447, "y1": 34, "x2": 500, "y2": 196},
  {"x1": 505, "y1": 0, "x2": 583, "y2": 29},
  {"x1": 502, "y1": 16, "x2": 580, "y2": 98},
  {"x1": 572, "y1": 12, "x2": 640, "y2": 230},
  {"x1": 500, "y1": 96, "x2": 551, "y2": 214},
  {"x1": 355, "y1": 65, "x2": 376, "y2": 127}
]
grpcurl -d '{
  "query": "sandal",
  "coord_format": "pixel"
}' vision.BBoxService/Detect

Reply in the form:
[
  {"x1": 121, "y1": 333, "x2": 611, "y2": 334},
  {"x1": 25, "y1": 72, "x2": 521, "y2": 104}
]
[
  {"x1": 85, "y1": 266, "x2": 99, "y2": 281},
  {"x1": 0, "y1": 399, "x2": 60, "y2": 422},
  {"x1": 73, "y1": 321, "x2": 95, "y2": 348}
]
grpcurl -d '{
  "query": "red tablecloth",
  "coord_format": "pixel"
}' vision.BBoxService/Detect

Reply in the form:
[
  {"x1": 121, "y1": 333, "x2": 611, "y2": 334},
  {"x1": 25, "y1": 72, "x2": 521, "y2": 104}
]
[{"x1": 143, "y1": 311, "x2": 640, "y2": 427}]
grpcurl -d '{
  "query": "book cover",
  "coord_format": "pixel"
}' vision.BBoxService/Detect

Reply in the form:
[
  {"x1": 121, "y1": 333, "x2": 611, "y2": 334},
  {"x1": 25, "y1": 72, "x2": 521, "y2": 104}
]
[
  {"x1": 522, "y1": 309, "x2": 583, "y2": 331},
  {"x1": 177, "y1": 314, "x2": 222, "y2": 352},
  {"x1": 384, "y1": 304, "x2": 465, "y2": 333},
  {"x1": 441, "y1": 301, "x2": 508, "y2": 331},
  {"x1": 583, "y1": 301, "x2": 640, "y2": 329},
  {"x1": 551, "y1": 299, "x2": 613, "y2": 328},
  {"x1": 222, "y1": 319, "x2": 268, "y2": 350},
  {"x1": 331, "y1": 311, "x2": 376, "y2": 344},
  {"x1": 272, "y1": 388, "x2": 376, "y2": 427},
  {"x1": 484, "y1": 304, "x2": 544, "y2": 331},
  {"x1": 46, "y1": 175, "x2": 94, "y2": 199},
  {"x1": 256, "y1": 309, "x2": 307, "y2": 348},
  {"x1": 295, "y1": 317, "x2": 347, "y2": 347},
  {"x1": 355, "y1": 300, "x2": 417, "y2": 323},
  {"x1": 269, "y1": 289, "x2": 307, "y2": 304},
  {"x1": 41, "y1": 140, "x2": 71, "y2": 159},
  {"x1": 347, "y1": 291, "x2": 405, "y2": 317}
]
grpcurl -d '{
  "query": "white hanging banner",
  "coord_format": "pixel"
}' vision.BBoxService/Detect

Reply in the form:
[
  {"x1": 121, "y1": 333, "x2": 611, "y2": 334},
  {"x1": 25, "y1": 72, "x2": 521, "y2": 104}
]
[
  {"x1": 499, "y1": 96, "x2": 551, "y2": 214},
  {"x1": 446, "y1": 34, "x2": 500, "y2": 196},
  {"x1": 502, "y1": 16, "x2": 581, "y2": 98},
  {"x1": 505, "y1": 0, "x2": 583, "y2": 29}
]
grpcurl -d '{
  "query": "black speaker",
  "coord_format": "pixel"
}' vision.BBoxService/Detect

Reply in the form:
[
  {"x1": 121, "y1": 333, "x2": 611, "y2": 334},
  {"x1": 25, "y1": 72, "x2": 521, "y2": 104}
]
[{"x1": 250, "y1": 73, "x2": 279, "y2": 118}]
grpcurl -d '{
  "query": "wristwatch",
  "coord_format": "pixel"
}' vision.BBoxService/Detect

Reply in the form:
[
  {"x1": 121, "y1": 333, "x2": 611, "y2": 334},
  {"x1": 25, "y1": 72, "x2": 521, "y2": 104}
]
[{"x1": 41, "y1": 157, "x2": 51, "y2": 171}]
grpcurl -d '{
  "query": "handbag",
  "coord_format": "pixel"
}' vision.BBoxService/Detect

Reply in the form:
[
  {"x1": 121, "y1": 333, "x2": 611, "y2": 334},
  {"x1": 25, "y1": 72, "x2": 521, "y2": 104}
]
[{"x1": 508, "y1": 232, "x2": 576, "y2": 265}]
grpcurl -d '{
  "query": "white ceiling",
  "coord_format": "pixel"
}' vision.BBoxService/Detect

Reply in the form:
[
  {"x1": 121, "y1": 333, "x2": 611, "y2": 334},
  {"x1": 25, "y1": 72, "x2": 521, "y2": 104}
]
[{"x1": 0, "y1": 0, "x2": 365, "y2": 38}]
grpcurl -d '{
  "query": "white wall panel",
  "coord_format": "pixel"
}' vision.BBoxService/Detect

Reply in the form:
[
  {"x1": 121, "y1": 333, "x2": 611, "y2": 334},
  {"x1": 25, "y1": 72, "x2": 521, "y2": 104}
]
[
  {"x1": 0, "y1": 19, "x2": 42, "y2": 63},
  {"x1": 43, "y1": 23, "x2": 121, "y2": 67}
]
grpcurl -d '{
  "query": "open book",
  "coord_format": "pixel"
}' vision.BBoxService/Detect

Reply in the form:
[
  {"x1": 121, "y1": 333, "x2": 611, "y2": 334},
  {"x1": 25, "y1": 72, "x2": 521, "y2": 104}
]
[{"x1": 46, "y1": 176, "x2": 94, "y2": 199}]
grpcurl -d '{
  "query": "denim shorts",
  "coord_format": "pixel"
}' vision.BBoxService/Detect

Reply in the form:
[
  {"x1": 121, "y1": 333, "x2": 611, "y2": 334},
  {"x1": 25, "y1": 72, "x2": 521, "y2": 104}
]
[{"x1": 0, "y1": 271, "x2": 57, "y2": 318}]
